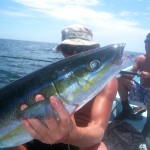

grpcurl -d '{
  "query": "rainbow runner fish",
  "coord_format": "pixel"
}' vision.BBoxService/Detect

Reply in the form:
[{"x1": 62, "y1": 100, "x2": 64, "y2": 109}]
[{"x1": 0, "y1": 43, "x2": 129, "y2": 148}]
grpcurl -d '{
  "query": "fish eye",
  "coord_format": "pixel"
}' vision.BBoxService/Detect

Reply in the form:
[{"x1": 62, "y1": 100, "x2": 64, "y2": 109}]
[{"x1": 87, "y1": 60, "x2": 101, "y2": 71}]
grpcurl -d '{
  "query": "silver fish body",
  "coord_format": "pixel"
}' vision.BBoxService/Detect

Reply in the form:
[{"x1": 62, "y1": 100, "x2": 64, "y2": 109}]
[{"x1": 0, "y1": 43, "x2": 126, "y2": 148}]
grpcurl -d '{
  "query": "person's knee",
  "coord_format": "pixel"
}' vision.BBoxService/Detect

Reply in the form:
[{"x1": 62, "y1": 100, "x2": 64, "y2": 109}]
[
  {"x1": 117, "y1": 76, "x2": 124, "y2": 83},
  {"x1": 117, "y1": 76, "x2": 133, "y2": 89},
  {"x1": 117, "y1": 76, "x2": 125, "y2": 88}
]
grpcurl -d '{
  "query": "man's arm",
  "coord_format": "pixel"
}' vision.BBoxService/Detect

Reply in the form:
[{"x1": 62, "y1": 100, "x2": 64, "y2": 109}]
[
  {"x1": 131, "y1": 55, "x2": 145, "y2": 72},
  {"x1": 66, "y1": 78, "x2": 118, "y2": 148},
  {"x1": 120, "y1": 55, "x2": 143, "y2": 80},
  {"x1": 21, "y1": 78, "x2": 118, "y2": 148},
  {"x1": 139, "y1": 71, "x2": 150, "y2": 78}
]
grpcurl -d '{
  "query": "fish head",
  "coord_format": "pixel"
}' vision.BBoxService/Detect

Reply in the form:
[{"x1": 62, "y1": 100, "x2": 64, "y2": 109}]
[
  {"x1": 81, "y1": 43, "x2": 125, "y2": 70},
  {"x1": 55, "y1": 43, "x2": 126, "y2": 109}
]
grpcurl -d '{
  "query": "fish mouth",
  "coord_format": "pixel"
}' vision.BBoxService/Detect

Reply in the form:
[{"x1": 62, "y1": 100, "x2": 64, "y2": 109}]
[{"x1": 112, "y1": 43, "x2": 125, "y2": 66}]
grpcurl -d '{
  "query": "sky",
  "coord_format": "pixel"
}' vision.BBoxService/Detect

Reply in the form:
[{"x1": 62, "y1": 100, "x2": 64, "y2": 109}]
[{"x1": 0, "y1": 0, "x2": 150, "y2": 53}]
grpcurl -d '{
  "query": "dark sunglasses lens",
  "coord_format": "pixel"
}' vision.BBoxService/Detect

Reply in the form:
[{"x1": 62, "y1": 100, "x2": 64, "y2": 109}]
[
  {"x1": 61, "y1": 46, "x2": 74, "y2": 55},
  {"x1": 61, "y1": 45, "x2": 91, "y2": 54},
  {"x1": 76, "y1": 47, "x2": 90, "y2": 53},
  {"x1": 144, "y1": 40, "x2": 150, "y2": 44}
]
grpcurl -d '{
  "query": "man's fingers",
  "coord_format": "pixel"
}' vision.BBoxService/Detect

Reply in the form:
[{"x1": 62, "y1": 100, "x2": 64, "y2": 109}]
[
  {"x1": 50, "y1": 96, "x2": 71, "y2": 128},
  {"x1": 35, "y1": 94, "x2": 45, "y2": 102},
  {"x1": 21, "y1": 119, "x2": 45, "y2": 141},
  {"x1": 20, "y1": 104, "x2": 28, "y2": 111},
  {"x1": 50, "y1": 96, "x2": 70, "y2": 118}
]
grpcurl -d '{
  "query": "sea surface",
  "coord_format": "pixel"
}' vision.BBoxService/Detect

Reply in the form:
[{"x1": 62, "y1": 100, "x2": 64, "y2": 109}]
[
  {"x1": 0, "y1": 38, "x2": 141, "y2": 89},
  {"x1": 0, "y1": 39, "x2": 63, "y2": 88}
]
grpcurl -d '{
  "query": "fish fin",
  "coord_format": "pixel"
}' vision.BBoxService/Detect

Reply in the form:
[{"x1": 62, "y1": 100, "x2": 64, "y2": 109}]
[
  {"x1": 18, "y1": 100, "x2": 53, "y2": 119},
  {"x1": 18, "y1": 101, "x2": 78, "y2": 120}
]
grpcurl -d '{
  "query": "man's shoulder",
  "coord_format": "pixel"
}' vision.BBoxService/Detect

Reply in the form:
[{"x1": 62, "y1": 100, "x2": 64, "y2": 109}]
[
  {"x1": 137, "y1": 54, "x2": 145, "y2": 58},
  {"x1": 136, "y1": 54, "x2": 146, "y2": 62}
]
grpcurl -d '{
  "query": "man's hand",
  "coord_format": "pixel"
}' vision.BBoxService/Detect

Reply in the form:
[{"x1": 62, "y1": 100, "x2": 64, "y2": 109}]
[
  {"x1": 21, "y1": 95, "x2": 74, "y2": 144},
  {"x1": 139, "y1": 71, "x2": 150, "y2": 78}
]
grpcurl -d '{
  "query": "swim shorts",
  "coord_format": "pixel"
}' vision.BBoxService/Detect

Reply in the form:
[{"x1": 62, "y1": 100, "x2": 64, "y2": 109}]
[{"x1": 128, "y1": 80, "x2": 149, "y2": 107}]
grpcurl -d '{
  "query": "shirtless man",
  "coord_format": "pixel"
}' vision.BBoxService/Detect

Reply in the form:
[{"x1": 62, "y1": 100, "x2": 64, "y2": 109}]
[{"x1": 116, "y1": 33, "x2": 150, "y2": 138}]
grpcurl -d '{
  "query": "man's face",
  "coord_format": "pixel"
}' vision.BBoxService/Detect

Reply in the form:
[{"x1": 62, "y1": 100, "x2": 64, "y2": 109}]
[
  {"x1": 61, "y1": 47, "x2": 77, "y2": 58},
  {"x1": 60, "y1": 45, "x2": 93, "y2": 58}
]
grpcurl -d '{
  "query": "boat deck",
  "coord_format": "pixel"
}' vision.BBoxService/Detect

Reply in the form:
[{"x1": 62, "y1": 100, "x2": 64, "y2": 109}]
[{"x1": 111, "y1": 98, "x2": 147, "y2": 132}]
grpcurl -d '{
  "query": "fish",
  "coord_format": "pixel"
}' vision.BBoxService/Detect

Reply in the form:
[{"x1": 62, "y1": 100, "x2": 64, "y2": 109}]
[{"x1": 0, "y1": 43, "x2": 127, "y2": 148}]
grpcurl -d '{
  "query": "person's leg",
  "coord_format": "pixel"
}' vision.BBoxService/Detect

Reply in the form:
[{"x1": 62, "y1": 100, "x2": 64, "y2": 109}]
[
  {"x1": 142, "y1": 89, "x2": 150, "y2": 138},
  {"x1": 147, "y1": 90, "x2": 150, "y2": 117},
  {"x1": 117, "y1": 76, "x2": 133, "y2": 102},
  {"x1": 115, "y1": 76, "x2": 134, "y2": 120}
]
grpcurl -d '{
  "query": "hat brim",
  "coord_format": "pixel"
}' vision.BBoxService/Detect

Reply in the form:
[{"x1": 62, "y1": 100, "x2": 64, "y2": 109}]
[{"x1": 53, "y1": 39, "x2": 99, "y2": 51}]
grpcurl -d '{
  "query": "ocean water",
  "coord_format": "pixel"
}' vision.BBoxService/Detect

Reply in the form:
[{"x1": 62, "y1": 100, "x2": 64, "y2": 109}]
[
  {"x1": 0, "y1": 38, "x2": 141, "y2": 89},
  {"x1": 0, "y1": 39, "x2": 63, "y2": 88}
]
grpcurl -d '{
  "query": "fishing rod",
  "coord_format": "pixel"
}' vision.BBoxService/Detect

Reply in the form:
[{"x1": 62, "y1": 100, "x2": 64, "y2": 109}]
[{"x1": 119, "y1": 71, "x2": 139, "y2": 76}]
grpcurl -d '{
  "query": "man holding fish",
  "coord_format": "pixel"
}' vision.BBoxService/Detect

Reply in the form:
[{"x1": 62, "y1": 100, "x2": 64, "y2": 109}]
[{"x1": 6, "y1": 24, "x2": 118, "y2": 150}]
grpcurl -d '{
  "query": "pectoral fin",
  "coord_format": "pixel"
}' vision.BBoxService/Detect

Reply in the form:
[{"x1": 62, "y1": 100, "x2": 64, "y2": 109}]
[
  {"x1": 18, "y1": 100, "x2": 78, "y2": 120},
  {"x1": 18, "y1": 100, "x2": 53, "y2": 119}
]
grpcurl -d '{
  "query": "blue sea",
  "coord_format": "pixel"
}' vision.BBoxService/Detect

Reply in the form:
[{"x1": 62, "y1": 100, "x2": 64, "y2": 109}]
[
  {"x1": 0, "y1": 38, "x2": 141, "y2": 89},
  {"x1": 0, "y1": 39, "x2": 63, "y2": 89}
]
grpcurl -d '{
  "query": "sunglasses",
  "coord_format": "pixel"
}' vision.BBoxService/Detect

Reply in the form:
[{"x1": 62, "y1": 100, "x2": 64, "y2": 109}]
[
  {"x1": 60, "y1": 45, "x2": 91, "y2": 55},
  {"x1": 144, "y1": 39, "x2": 150, "y2": 44}
]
